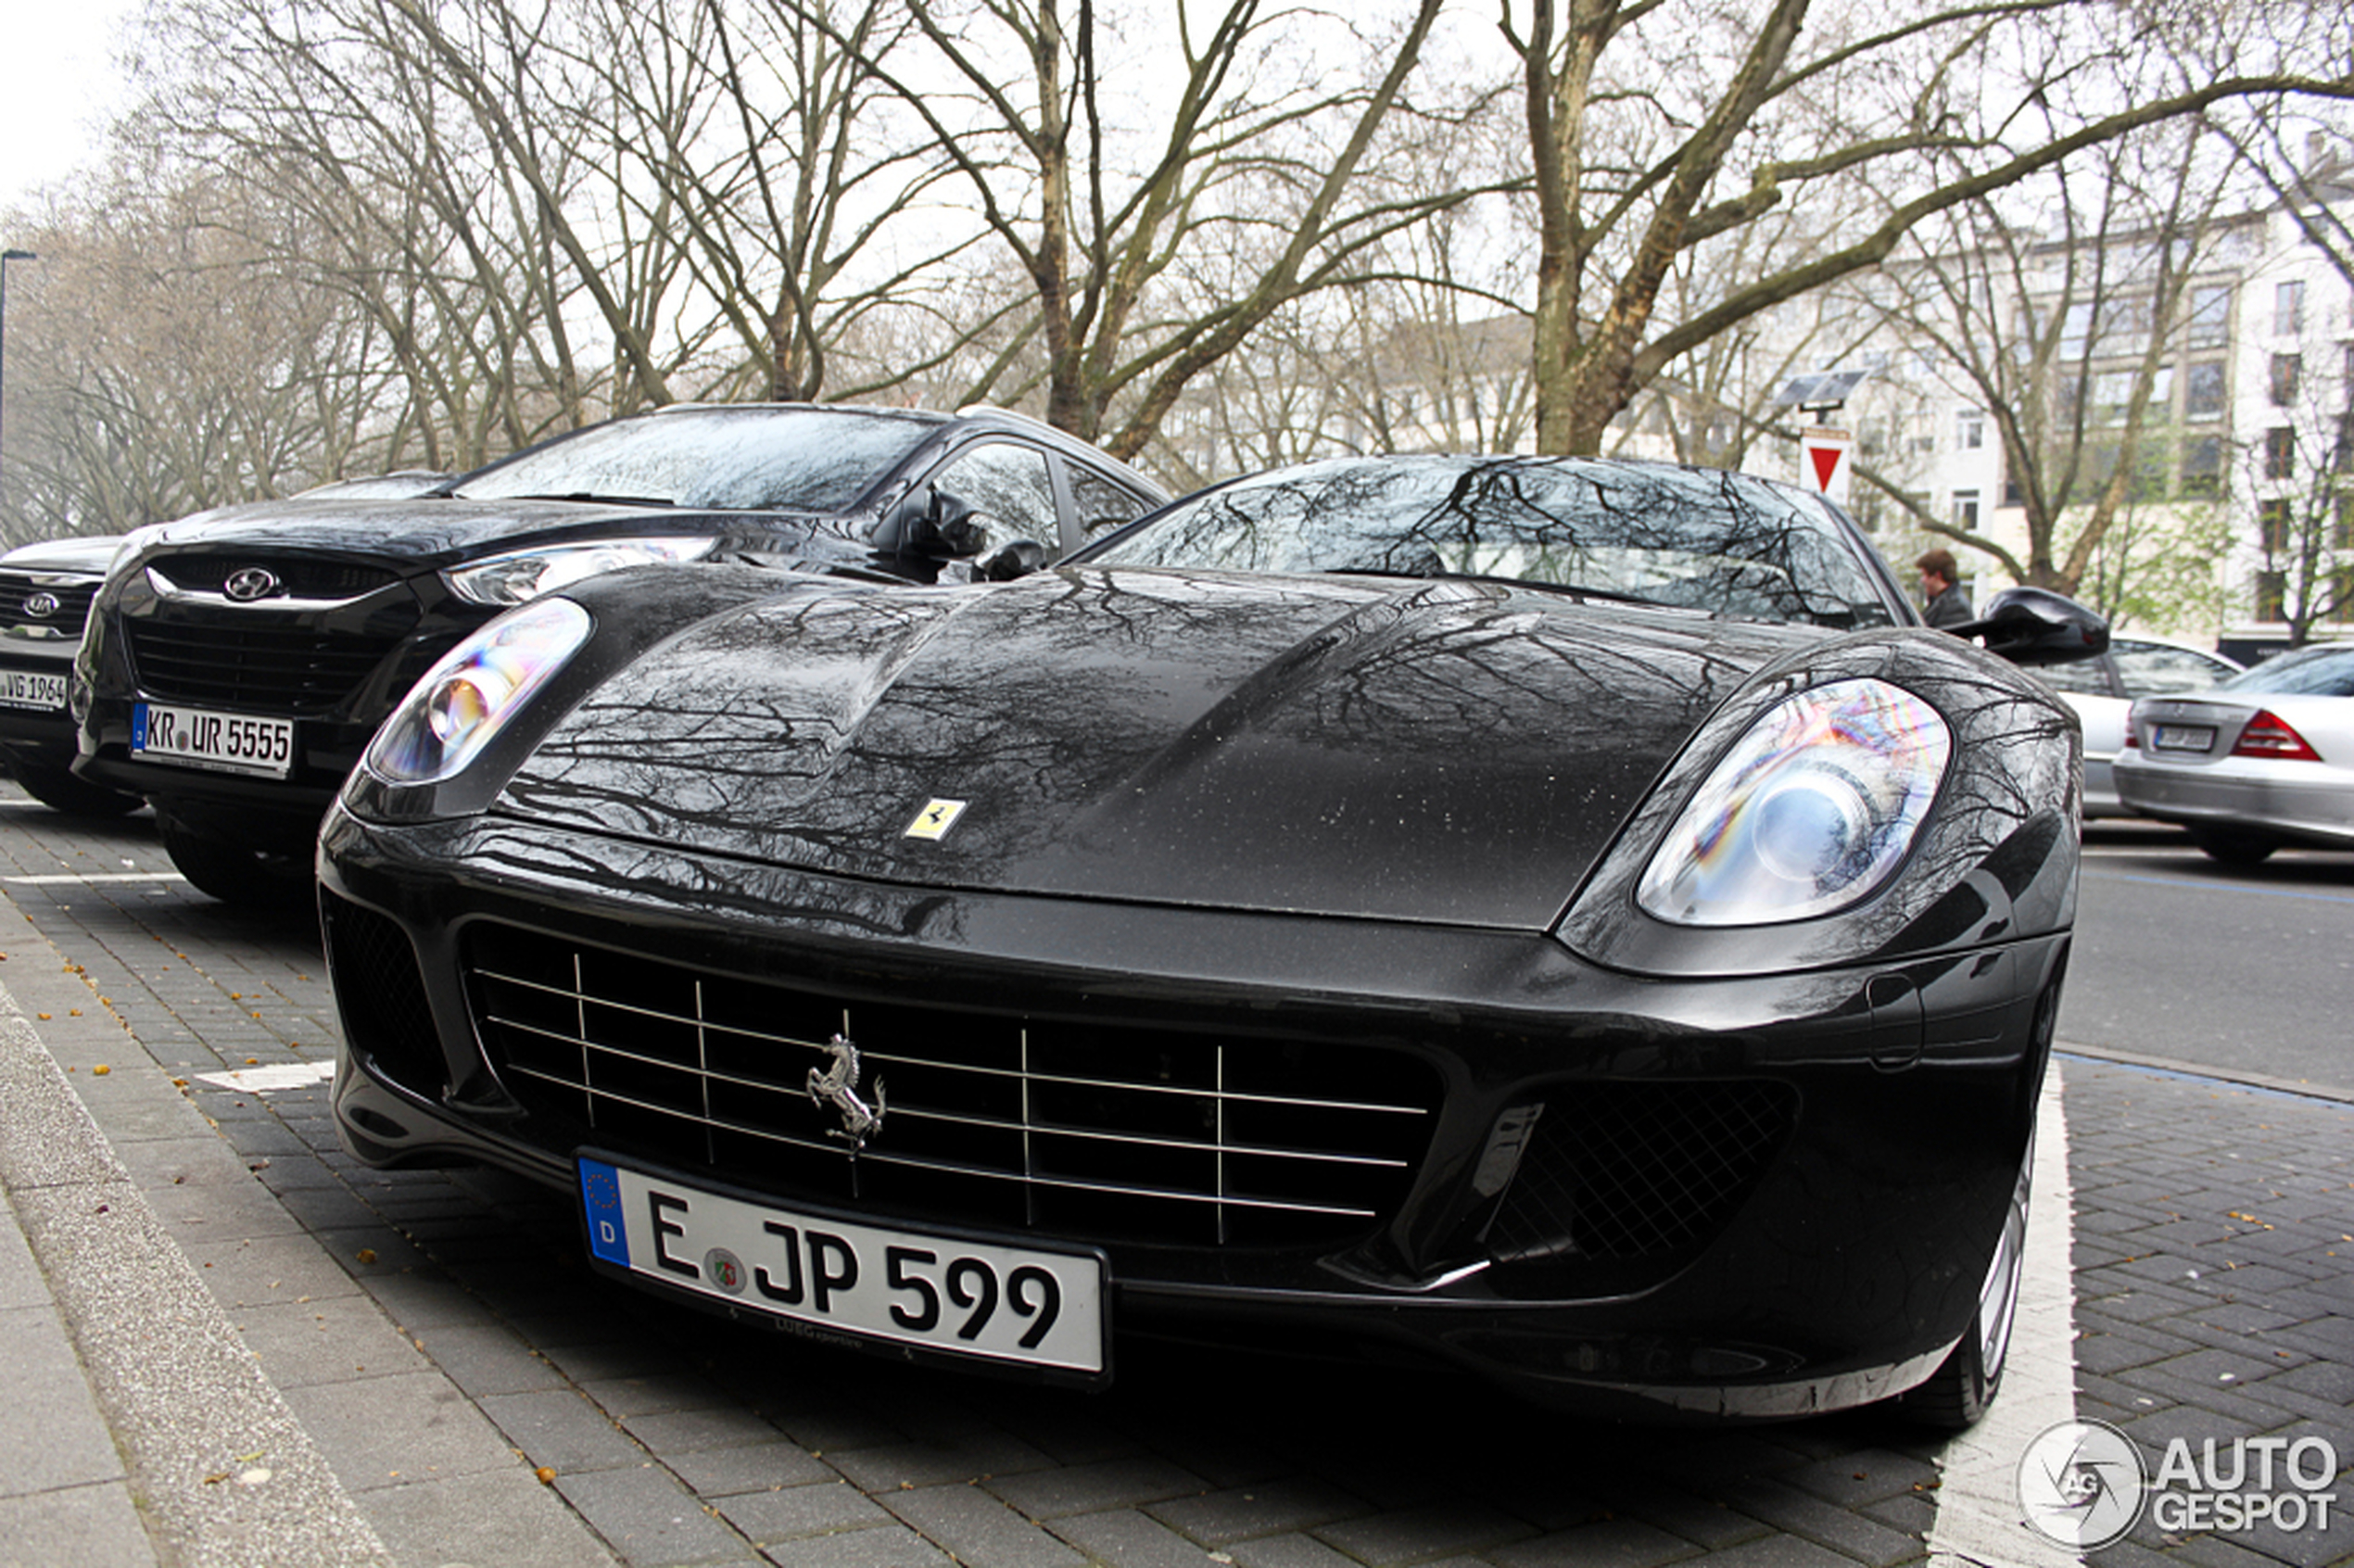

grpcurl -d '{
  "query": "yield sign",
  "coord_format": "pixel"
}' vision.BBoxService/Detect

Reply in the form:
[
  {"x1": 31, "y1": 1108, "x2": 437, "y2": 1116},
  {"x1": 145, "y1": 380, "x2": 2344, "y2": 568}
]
[{"x1": 1800, "y1": 426, "x2": 1853, "y2": 507}]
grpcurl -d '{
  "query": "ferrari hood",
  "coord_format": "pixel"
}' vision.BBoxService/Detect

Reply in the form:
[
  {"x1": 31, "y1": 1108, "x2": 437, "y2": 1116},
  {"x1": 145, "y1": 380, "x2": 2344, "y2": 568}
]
[
  {"x1": 499, "y1": 567, "x2": 1827, "y2": 929},
  {"x1": 137, "y1": 496, "x2": 848, "y2": 568}
]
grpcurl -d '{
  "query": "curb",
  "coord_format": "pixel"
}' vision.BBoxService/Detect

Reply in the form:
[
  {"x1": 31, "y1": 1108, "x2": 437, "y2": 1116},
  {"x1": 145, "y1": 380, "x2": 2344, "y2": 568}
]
[{"x1": 0, "y1": 968, "x2": 394, "y2": 1568}]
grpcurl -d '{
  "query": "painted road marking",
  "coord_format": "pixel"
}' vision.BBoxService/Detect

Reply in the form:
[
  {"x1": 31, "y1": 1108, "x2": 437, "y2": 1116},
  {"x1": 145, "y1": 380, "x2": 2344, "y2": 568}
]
[
  {"x1": 193, "y1": 1061, "x2": 336, "y2": 1094},
  {"x1": 1926, "y1": 1065, "x2": 2079, "y2": 1567}
]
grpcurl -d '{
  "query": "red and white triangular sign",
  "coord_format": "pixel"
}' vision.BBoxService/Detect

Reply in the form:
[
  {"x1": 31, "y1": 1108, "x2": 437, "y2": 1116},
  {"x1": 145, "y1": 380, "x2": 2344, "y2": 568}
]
[{"x1": 1800, "y1": 426, "x2": 1853, "y2": 507}]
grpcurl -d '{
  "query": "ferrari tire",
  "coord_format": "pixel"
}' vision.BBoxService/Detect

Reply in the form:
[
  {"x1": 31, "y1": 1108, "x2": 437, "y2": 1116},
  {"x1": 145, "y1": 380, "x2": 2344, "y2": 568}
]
[
  {"x1": 158, "y1": 816, "x2": 313, "y2": 909},
  {"x1": 11, "y1": 765, "x2": 146, "y2": 818},
  {"x1": 2187, "y1": 828, "x2": 2277, "y2": 866},
  {"x1": 1897, "y1": 1135, "x2": 2031, "y2": 1430}
]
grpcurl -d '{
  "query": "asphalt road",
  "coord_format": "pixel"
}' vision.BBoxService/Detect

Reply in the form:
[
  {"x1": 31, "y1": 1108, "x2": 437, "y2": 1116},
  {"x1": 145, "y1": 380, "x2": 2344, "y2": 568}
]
[{"x1": 2066, "y1": 822, "x2": 2354, "y2": 1097}]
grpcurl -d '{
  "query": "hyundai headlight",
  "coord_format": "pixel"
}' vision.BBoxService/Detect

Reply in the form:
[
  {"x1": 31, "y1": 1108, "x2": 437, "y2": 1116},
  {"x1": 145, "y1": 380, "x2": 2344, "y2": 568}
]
[
  {"x1": 443, "y1": 537, "x2": 720, "y2": 607},
  {"x1": 1637, "y1": 678, "x2": 1952, "y2": 927},
  {"x1": 365, "y1": 597, "x2": 591, "y2": 785}
]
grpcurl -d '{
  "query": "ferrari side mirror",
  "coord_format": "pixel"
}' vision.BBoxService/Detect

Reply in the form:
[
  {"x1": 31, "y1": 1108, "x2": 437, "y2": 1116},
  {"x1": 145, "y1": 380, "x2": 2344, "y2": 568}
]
[{"x1": 1953, "y1": 586, "x2": 2109, "y2": 667}]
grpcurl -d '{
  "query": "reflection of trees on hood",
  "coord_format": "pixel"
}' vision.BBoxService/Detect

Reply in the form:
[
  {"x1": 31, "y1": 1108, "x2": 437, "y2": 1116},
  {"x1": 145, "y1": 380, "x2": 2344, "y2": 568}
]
[{"x1": 499, "y1": 567, "x2": 1804, "y2": 917}]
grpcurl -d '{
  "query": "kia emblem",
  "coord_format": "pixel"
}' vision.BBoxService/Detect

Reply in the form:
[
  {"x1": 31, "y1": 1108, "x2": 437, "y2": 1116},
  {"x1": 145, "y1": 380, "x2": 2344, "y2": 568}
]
[
  {"x1": 222, "y1": 566, "x2": 283, "y2": 603},
  {"x1": 20, "y1": 591, "x2": 60, "y2": 619}
]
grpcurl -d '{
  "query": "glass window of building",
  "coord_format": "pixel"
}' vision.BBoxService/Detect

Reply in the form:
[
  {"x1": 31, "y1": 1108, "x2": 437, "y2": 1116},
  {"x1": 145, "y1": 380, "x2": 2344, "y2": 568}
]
[
  {"x1": 2270, "y1": 353, "x2": 2301, "y2": 407},
  {"x1": 2187, "y1": 285, "x2": 2232, "y2": 348},
  {"x1": 2273, "y1": 279, "x2": 2305, "y2": 337},
  {"x1": 2184, "y1": 360, "x2": 2226, "y2": 419},
  {"x1": 2265, "y1": 427, "x2": 2296, "y2": 480}
]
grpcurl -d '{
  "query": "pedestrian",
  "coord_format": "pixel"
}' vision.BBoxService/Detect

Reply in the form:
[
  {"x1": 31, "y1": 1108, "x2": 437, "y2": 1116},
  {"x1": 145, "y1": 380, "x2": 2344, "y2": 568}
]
[{"x1": 1916, "y1": 547, "x2": 1973, "y2": 631}]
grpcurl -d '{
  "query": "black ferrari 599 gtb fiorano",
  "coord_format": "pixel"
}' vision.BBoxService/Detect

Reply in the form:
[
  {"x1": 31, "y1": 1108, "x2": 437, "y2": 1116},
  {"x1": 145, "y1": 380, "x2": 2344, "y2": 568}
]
[{"x1": 317, "y1": 455, "x2": 2104, "y2": 1423}]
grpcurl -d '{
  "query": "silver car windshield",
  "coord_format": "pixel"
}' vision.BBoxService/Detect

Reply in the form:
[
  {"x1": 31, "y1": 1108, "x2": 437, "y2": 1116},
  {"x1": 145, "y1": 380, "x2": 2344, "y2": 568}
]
[
  {"x1": 1085, "y1": 457, "x2": 1897, "y2": 629},
  {"x1": 2217, "y1": 646, "x2": 2354, "y2": 698}
]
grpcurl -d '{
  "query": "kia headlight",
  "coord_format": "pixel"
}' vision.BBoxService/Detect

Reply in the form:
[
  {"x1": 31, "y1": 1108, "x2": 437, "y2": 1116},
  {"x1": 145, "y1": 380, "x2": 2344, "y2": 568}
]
[
  {"x1": 444, "y1": 537, "x2": 720, "y2": 607},
  {"x1": 1637, "y1": 678, "x2": 1952, "y2": 927},
  {"x1": 365, "y1": 597, "x2": 591, "y2": 785}
]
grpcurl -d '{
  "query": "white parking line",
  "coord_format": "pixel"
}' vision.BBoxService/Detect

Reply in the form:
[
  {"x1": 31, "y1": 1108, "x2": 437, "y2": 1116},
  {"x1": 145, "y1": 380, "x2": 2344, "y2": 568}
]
[
  {"x1": 192, "y1": 1062, "x2": 336, "y2": 1094},
  {"x1": 1927, "y1": 1065, "x2": 2080, "y2": 1568},
  {"x1": 3, "y1": 872, "x2": 187, "y2": 884}
]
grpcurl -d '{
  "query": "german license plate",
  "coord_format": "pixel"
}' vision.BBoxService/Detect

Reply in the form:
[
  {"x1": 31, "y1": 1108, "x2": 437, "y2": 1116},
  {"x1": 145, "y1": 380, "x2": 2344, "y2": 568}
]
[
  {"x1": 132, "y1": 702, "x2": 295, "y2": 778},
  {"x1": 0, "y1": 669, "x2": 68, "y2": 711},
  {"x1": 2151, "y1": 724, "x2": 2216, "y2": 753},
  {"x1": 578, "y1": 1157, "x2": 1107, "y2": 1376}
]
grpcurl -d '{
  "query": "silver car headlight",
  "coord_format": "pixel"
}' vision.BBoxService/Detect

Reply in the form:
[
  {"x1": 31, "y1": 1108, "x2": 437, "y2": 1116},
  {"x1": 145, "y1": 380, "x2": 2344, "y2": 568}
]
[
  {"x1": 443, "y1": 536, "x2": 720, "y2": 606},
  {"x1": 1637, "y1": 677, "x2": 1952, "y2": 927},
  {"x1": 364, "y1": 597, "x2": 591, "y2": 785}
]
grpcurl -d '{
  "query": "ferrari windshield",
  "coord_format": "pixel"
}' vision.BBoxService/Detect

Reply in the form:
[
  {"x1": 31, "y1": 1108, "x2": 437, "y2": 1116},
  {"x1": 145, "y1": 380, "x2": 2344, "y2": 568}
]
[
  {"x1": 449, "y1": 407, "x2": 940, "y2": 513},
  {"x1": 1082, "y1": 456, "x2": 1902, "y2": 628}
]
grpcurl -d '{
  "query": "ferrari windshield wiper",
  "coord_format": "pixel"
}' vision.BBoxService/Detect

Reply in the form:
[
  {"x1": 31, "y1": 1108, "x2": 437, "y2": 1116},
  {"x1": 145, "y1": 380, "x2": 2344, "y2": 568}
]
[{"x1": 1323, "y1": 566, "x2": 1672, "y2": 610}]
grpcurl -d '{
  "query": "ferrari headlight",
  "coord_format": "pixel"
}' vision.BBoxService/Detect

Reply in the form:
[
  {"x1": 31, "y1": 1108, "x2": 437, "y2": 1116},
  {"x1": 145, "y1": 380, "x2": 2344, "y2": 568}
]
[
  {"x1": 1637, "y1": 678, "x2": 1951, "y2": 926},
  {"x1": 365, "y1": 597, "x2": 591, "y2": 784},
  {"x1": 444, "y1": 536, "x2": 719, "y2": 607}
]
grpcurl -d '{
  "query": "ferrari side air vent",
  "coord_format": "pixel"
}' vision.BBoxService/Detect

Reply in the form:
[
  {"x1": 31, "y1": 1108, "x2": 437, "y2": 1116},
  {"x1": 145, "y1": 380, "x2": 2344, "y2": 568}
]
[
  {"x1": 1484, "y1": 1080, "x2": 1795, "y2": 1271},
  {"x1": 323, "y1": 892, "x2": 446, "y2": 1098}
]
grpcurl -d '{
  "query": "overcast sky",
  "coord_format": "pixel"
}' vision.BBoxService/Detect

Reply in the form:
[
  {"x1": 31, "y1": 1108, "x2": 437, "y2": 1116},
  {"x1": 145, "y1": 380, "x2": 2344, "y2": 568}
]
[{"x1": 1, "y1": 0, "x2": 141, "y2": 218}]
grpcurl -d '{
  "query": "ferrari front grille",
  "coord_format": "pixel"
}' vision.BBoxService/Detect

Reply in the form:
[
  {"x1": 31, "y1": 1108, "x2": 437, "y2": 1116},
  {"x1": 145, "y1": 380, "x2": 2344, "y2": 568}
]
[
  {"x1": 0, "y1": 574, "x2": 99, "y2": 637},
  {"x1": 462, "y1": 922, "x2": 1441, "y2": 1250},
  {"x1": 124, "y1": 615, "x2": 407, "y2": 715}
]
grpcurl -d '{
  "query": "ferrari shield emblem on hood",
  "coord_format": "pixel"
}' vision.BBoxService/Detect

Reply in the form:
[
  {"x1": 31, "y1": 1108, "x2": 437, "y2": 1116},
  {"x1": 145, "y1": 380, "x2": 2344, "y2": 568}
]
[{"x1": 904, "y1": 798, "x2": 968, "y2": 841}]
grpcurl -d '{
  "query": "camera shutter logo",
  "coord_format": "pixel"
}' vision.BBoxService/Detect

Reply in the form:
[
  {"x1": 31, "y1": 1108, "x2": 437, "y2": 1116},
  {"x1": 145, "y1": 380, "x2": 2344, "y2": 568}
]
[{"x1": 2018, "y1": 1420, "x2": 2147, "y2": 1550}]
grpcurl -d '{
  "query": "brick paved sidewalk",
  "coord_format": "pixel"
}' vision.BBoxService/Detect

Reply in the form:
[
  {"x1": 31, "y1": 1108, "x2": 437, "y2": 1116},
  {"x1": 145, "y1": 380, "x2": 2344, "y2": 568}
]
[{"x1": 0, "y1": 789, "x2": 2347, "y2": 1568}]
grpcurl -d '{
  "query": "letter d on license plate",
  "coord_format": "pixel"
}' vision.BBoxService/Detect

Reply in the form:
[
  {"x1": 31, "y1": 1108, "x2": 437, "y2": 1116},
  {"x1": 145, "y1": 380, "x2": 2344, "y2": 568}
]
[{"x1": 578, "y1": 1157, "x2": 1107, "y2": 1377}]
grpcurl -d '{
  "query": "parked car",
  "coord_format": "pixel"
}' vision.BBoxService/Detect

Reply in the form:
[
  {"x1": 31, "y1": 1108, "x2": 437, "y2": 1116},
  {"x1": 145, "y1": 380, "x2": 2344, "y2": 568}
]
[
  {"x1": 72, "y1": 404, "x2": 1167, "y2": 903},
  {"x1": 2115, "y1": 640, "x2": 2354, "y2": 863},
  {"x1": 319, "y1": 454, "x2": 2104, "y2": 1423},
  {"x1": 2033, "y1": 636, "x2": 2243, "y2": 817},
  {"x1": 0, "y1": 534, "x2": 144, "y2": 816}
]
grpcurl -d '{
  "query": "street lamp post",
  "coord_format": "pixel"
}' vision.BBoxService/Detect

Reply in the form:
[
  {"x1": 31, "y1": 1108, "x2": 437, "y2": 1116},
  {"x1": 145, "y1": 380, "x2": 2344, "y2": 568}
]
[{"x1": 0, "y1": 247, "x2": 38, "y2": 527}]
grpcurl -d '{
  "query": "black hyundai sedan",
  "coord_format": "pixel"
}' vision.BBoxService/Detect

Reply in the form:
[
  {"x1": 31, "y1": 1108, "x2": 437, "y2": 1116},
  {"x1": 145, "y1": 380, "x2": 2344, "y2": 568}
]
[
  {"x1": 71, "y1": 403, "x2": 1166, "y2": 902},
  {"x1": 318, "y1": 454, "x2": 2104, "y2": 1423}
]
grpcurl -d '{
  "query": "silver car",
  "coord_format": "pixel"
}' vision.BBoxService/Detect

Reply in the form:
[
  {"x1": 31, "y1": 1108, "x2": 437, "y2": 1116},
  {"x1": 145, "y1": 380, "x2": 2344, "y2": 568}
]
[
  {"x1": 2115, "y1": 642, "x2": 2354, "y2": 863},
  {"x1": 2037, "y1": 637, "x2": 2242, "y2": 818}
]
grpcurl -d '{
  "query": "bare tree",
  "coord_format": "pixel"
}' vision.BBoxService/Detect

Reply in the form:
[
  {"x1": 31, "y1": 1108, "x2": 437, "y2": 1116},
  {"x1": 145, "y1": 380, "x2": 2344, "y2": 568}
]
[
  {"x1": 1847, "y1": 122, "x2": 2244, "y2": 604},
  {"x1": 823, "y1": 0, "x2": 1513, "y2": 460},
  {"x1": 1504, "y1": 0, "x2": 2354, "y2": 455},
  {"x1": 4, "y1": 170, "x2": 407, "y2": 540}
]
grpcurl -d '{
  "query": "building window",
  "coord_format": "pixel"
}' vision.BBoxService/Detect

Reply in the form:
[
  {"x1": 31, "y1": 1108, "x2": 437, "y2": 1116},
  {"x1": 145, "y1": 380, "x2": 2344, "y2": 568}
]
[
  {"x1": 2181, "y1": 435, "x2": 2222, "y2": 496},
  {"x1": 2265, "y1": 427, "x2": 2296, "y2": 480},
  {"x1": 1955, "y1": 408, "x2": 1984, "y2": 449},
  {"x1": 2256, "y1": 570, "x2": 2287, "y2": 622},
  {"x1": 1952, "y1": 490, "x2": 1981, "y2": 532},
  {"x1": 2259, "y1": 498, "x2": 2291, "y2": 553},
  {"x1": 2184, "y1": 360, "x2": 2226, "y2": 420},
  {"x1": 2336, "y1": 492, "x2": 2354, "y2": 550},
  {"x1": 2274, "y1": 279, "x2": 2305, "y2": 337},
  {"x1": 2271, "y1": 353, "x2": 2302, "y2": 406},
  {"x1": 2187, "y1": 285, "x2": 2232, "y2": 348},
  {"x1": 2094, "y1": 371, "x2": 2134, "y2": 424}
]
